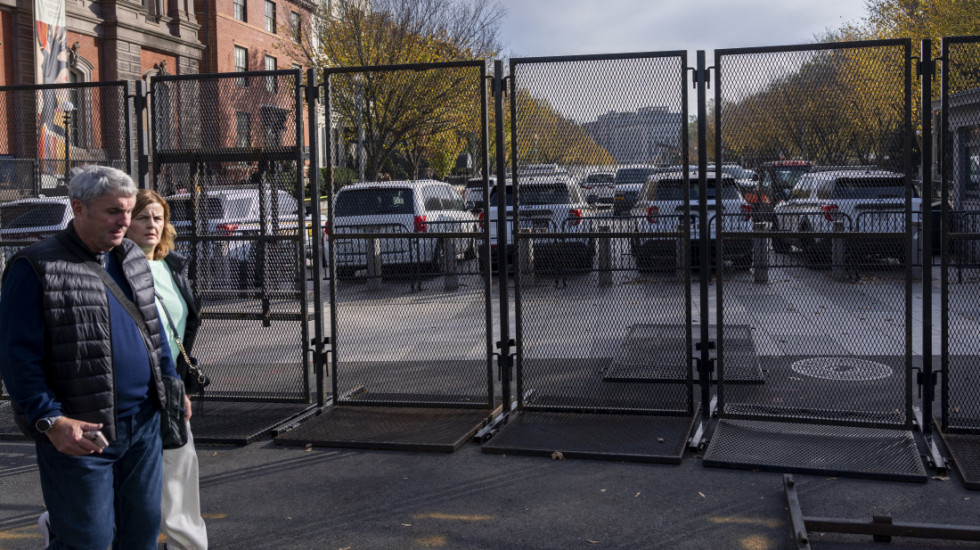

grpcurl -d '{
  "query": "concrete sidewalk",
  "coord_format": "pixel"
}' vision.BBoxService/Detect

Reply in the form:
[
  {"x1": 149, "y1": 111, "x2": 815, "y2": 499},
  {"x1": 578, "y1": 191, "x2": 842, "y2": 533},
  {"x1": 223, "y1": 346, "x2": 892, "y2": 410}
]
[{"x1": 1, "y1": 432, "x2": 978, "y2": 549}]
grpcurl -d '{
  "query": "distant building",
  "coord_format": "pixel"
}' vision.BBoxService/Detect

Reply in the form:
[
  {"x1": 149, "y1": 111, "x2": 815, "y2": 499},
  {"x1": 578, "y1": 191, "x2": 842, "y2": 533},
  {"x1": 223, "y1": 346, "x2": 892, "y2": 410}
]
[{"x1": 583, "y1": 106, "x2": 684, "y2": 165}]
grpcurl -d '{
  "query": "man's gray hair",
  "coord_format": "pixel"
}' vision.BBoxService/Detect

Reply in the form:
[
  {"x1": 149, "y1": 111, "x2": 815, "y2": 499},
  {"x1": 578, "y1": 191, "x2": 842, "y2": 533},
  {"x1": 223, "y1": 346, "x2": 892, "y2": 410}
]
[{"x1": 68, "y1": 165, "x2": 138, "y2": 205}]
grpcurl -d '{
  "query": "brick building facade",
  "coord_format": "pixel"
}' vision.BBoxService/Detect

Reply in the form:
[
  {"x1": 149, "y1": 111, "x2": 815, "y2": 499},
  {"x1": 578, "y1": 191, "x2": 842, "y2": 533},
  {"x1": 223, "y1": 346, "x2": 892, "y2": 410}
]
[
  {"x1": 0, "y1": 0, "x2": 317, "y2": 187},
  {"x1": 0, "y1": 0, "x2": 314, "y2": 85}
]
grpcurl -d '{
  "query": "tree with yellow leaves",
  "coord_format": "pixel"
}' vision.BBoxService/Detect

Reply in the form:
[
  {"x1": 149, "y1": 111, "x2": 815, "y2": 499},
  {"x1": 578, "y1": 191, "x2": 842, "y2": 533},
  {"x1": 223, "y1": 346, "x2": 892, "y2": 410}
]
[{"x1": 301, "y1": 0, "x2": 503, "y2": 182}]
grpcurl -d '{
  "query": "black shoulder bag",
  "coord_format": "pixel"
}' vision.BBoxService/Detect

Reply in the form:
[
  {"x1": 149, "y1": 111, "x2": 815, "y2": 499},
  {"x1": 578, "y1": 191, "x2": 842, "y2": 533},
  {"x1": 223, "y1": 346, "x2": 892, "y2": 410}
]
[{"x1": 155, "y1": 291, "x2": 210, "y2": 395}]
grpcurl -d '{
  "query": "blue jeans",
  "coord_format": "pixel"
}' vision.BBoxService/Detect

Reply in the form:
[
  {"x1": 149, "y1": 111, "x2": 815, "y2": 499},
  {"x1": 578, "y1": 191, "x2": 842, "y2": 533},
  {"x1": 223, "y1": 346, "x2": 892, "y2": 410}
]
[{"x1": 36, "y1": 403, "x2": 163, "y2": 550}]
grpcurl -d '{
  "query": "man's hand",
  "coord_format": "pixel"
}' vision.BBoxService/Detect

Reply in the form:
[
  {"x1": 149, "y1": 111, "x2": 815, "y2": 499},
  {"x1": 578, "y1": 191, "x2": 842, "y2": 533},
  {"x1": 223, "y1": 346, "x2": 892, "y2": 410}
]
[
  {"x1": 45, "y1": 417, "x2": 106, "y2": 455},
  {"x1": 184, "y1": 394, "x2": 192, "y2": 422}
]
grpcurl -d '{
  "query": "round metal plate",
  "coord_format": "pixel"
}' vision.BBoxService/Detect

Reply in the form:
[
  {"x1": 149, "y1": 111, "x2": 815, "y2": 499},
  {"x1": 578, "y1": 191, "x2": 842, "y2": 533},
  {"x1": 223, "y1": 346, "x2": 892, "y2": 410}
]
[{"x1": 790, "y1": 357, "x2": 893, "y2": 381}]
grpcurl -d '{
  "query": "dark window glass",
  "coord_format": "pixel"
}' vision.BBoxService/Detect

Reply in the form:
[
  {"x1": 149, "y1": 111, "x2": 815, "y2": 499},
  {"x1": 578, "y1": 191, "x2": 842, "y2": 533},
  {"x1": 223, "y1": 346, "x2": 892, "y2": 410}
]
[
  {"x1": 168, "y1": 198, "x2": 225, "y2": 222},
  {"x1": 831, "y1": 177, "x2": 912, "y2": 199},
  {"x1": 335, "y1": 188, "x2": 415, "y2": 216},
  {"x1": 0, "y1": 203, "x2": 67, "y2": 228}
]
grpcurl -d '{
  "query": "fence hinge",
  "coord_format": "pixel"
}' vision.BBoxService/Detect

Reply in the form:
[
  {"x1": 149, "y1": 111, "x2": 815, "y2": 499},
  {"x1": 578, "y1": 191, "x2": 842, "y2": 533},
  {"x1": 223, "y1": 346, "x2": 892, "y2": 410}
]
[
  {"x1": 495, "y1": 338, "x2": 515, "y2": 350},
  {"x1": 690, "y1": 66, "x2": 712, "y2": 89},
  {"x1": 916, "y1": 58, "x2": 936, "y2": 77},
  {"x1": 492, "y1": 74, "x2": 510, "y2": 97}
]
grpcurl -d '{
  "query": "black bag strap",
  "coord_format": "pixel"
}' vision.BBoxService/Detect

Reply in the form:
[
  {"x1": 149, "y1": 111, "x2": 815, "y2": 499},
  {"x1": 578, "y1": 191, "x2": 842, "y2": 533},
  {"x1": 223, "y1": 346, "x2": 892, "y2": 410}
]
[{"x1": 154, "y1": 290, "x2": 193, "y2": 365}]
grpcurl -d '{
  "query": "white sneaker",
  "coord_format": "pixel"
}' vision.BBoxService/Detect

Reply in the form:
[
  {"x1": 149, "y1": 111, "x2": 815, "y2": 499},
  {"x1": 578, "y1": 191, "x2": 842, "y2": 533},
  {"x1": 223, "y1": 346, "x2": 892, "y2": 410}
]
[{"x1": 37, "y1": 511, "x2": 50, "y2": 546}]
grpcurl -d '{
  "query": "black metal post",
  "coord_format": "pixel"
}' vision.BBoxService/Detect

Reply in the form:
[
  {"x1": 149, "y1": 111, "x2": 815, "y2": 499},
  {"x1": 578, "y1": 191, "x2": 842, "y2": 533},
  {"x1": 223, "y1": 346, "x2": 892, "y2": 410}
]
[
  {"x1": 494, "y1": 59, "x2": 513, "y2": 413},
  {"x1": 135, "y1": 81, "x2": 150, "y2": 190},
  {"x1": 307, "y1": 68, "x2": 326, "y2": 408},
  {"x1": 920, "y1": 39, "x2": 935, "y2": 435},
  {"x1": 697, "y1": 50, "x2": 712, "y2": 421}
]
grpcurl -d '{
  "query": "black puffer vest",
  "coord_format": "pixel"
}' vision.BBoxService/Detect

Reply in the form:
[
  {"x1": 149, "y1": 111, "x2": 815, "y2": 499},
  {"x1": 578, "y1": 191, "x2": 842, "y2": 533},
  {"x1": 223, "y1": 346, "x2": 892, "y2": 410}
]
[{"x1": 6, "y1": 223, "x2": 166, "y2": 442}]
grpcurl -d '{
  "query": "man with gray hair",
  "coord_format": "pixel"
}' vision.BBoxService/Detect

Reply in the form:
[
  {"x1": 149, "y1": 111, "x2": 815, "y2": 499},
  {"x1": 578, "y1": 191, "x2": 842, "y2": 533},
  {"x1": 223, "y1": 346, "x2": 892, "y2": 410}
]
[{"x1": 0, "y1": 165, "x2": 179, "y2": 548}]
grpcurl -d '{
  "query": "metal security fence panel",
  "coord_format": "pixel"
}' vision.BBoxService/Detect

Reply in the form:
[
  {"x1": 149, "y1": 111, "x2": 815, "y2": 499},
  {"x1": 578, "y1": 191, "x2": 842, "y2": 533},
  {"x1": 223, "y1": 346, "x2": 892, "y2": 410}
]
[
  {"x1": 941, "y1": 36, "x2": 980, "y2": 435},
  {"x1": 508, "y1": 53, "x2": 693, "y2": 415},
  {"x1": 0, "y1": 81, "x2": 132, "y2": 201},
  {"x1": 714, "y1": 41, "x2": 916, "y2": 430},
  {"x1": 0, "y1": 82, "x2": 132, "y2": 433},
  {"x1": 151, "y1": 71, "x2": 313, "y2": 407},
  {"x1": 325, "y1": 62, "x2": 494, "y2": 410}
]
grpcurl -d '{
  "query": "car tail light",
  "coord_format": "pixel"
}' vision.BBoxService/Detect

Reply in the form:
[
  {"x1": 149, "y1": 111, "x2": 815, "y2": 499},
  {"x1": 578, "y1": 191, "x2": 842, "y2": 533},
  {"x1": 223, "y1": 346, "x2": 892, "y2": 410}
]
[
  {"x1": 569, "y1": 209, "x2": 582, "y2": 226},
  {"x1": 741, "y1": 204, "x2": 752, "y2": 221},
  {"x1": 323, "y1": 225, "x2": 329, "y2": 237},
  {"x1": 477, "y1": 211, "x2": 485, "y2": 230},
  {"x1": 414, "y1": 215, "x2": 427, "y2": 232},
  {"x1": 822, "y1": 204, "x2": 839, "y2": 222},
  {"x1": 216, "y1": 223, "x2": 239, "y2": 235},
  {"x1": 646, "y1": 205, "x2": 659, "y2": 224}
]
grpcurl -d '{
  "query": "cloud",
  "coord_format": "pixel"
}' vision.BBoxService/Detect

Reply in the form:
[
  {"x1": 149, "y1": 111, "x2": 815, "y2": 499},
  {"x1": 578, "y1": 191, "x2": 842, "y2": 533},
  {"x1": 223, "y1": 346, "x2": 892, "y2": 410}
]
[{"x1": 497, "y1": 0, "x2": 868, "y2": 57}]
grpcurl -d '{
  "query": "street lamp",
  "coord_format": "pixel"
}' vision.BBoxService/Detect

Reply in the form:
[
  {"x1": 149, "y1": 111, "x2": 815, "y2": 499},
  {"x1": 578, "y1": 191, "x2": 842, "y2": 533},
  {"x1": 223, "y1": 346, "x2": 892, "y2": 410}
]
[{"x1": 62, "y1": 100, "x2": 75, "y2": 181}]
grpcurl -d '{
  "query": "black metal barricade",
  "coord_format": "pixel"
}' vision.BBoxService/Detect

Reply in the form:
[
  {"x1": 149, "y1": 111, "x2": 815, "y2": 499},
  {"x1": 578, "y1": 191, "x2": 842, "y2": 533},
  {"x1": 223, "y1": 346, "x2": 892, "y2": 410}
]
[
  {"x1": 481, "y1": 52, "x2": 699, "y2": 463},
  {"x1": 704, "y1": 40, "x2": 927, "y2": 481},
  {"x1": 0, "y1": 81, "x2": 132, "y2": 439},
  {"x1": 938, "y1": 35, "x2": 980, "y2": 489},
  {"x1": 275, "y1": 61, "x2": 497, "y2": 452},
  {"x1": 150, "y1": 69, "x2": 317, "y2": 443}
]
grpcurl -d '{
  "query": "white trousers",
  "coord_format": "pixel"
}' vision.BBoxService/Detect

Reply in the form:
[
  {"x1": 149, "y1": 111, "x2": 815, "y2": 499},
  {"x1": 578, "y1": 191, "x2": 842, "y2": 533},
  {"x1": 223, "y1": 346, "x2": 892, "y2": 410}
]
[{"x1": 161, "y1": 422, "x2": 208, "y2": 550}]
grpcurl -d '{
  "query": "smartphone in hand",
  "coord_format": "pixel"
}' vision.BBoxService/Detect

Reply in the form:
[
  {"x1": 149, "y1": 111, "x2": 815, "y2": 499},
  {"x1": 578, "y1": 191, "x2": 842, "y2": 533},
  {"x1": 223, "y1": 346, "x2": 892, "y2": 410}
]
[{"x1": 83, "y1": 430, "x2": 109, "y2": 449}]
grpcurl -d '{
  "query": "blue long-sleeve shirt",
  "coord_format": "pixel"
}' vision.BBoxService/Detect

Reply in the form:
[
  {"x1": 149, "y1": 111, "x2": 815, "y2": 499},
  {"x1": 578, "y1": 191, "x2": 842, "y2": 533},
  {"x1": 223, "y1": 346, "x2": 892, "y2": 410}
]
[{"x1": 0, "y1": 251, "x2": 177, "y2": 424}]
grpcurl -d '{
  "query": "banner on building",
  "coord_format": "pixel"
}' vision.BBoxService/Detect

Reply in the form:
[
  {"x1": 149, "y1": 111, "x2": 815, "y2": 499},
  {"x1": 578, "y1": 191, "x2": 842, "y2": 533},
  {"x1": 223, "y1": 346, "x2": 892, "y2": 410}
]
[{"x1": 34, "y1": 0, "x2": 70, "y2": 174}]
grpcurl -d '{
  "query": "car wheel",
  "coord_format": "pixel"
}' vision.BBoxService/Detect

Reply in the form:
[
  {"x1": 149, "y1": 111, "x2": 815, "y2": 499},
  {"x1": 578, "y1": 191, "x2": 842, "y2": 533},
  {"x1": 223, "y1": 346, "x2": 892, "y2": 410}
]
[
  {"x1": 731, "y1": 253, "x2": 752, "y2": 271},
  {"x1": 463, "y1": 238, "x2": 477, "y2": 261},
  {"x1": 771, "y1": 219, "x2": 791, "y2": 254}
]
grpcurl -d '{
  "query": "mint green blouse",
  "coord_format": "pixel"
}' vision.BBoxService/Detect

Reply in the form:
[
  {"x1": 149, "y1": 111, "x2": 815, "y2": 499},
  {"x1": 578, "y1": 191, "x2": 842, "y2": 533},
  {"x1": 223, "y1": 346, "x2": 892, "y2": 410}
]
[{"x1": 150, "y1": 260, "x2": 188, "y2": 362}]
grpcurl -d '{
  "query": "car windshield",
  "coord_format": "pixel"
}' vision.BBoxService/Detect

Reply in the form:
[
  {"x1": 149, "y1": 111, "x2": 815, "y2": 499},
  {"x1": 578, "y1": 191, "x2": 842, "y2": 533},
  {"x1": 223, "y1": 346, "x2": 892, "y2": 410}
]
[
  {"x1": 772, "y1": 168, "x2": 809, "y2": 189},
  {"x1": 831, "y1": 177, "x2": 912, "y2": 199},
  {"x1": 615, "y1": 167, "x2": 658, "y2": 184},
  {"x1": 650, "y1": 178, "x2": 742, "y2": 201},
  {"x1": 0, "y1": 203, "x2": 66, "y2": 229},
  {"x1": 586, "y1": 173, "x2": 614, "y2": 184},
  {"x1": 169, "y1": 197, "x2": 226, "y2": 221},
  {"x1": 489, "y1": 184, "x2": 572, "y2": 207},
  {"x1": 335, "y1": 188, "x2": 415, "y2": 216}
]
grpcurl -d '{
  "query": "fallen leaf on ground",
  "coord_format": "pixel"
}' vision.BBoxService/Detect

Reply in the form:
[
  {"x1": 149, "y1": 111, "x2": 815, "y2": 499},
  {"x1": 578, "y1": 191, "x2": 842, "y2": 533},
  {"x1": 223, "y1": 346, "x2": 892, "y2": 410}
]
[{"x1": 551, "y1": 451, "x2": 564, "y2": 460}]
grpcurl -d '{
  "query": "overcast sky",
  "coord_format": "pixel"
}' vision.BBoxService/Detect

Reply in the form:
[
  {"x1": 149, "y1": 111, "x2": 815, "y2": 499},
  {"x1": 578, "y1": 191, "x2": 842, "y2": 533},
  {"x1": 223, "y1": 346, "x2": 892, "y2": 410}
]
[{"x1": 496, "y1": 0, "x2": 870, "y2": 58}]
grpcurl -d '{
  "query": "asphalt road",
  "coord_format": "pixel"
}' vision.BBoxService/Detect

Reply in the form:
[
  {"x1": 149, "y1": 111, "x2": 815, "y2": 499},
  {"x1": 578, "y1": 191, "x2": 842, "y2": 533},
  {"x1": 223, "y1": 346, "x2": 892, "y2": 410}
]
[{"x1": 1, "y1": 434, "x2": 979, "y2": 549}]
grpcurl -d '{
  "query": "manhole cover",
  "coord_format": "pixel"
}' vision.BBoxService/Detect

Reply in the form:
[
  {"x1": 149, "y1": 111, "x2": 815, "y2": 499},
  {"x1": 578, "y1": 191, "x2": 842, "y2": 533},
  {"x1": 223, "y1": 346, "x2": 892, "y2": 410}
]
[{"x1": 790, "y1": 357, "x2": 893, "y2": 381}]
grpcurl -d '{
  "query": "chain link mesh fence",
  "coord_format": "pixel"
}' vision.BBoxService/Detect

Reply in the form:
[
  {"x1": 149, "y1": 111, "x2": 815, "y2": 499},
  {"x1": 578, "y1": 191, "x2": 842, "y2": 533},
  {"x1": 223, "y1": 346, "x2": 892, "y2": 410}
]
[
  {"x1": 941, "y1": 37, "x2": 980, "y2": 434},
  {"x1": 508, "y1": 53, "x2": 694, "y2": 414},
  {"x1": 715, "y1": 42, "x2": 915, "y2": 429},
  {"x1": 151, "y1": 70, "x2": 313, "y2": 404},
  {"x1": 325, "y1": 63, "x2": 494, "y2": 408},
  {"x1": 0, "y1": 82, "x2": 131, "y2": 428}
]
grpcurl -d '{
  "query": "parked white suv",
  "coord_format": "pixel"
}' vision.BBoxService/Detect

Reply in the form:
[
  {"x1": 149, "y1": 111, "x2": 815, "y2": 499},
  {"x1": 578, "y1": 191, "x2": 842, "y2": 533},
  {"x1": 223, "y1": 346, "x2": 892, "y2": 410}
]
[
  {"x1": 0, "y1": 196, "x2": 73, "y2": 269},
  {"x1": 486, "y1": 174, "x2": 596, "y2": 269},
  {"x1": 167, "y1": 187, "x2": 309, "y2": 288},
  {"x1": 330, "y1": 180, "x2": 478, "y2": 278},
  {"x1": 629, "y1": 172, "x2": 753, "y2": 271},
  {"x1": 771, "y1": 169, "x2": 918, "y2": 260}
]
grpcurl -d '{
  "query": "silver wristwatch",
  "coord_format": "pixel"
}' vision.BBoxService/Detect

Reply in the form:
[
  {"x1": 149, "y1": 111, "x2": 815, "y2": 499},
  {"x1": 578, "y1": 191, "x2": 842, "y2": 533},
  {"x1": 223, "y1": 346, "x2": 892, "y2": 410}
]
[{"x1": 35, "y1": 416, "x2": 63, "y2": 433}]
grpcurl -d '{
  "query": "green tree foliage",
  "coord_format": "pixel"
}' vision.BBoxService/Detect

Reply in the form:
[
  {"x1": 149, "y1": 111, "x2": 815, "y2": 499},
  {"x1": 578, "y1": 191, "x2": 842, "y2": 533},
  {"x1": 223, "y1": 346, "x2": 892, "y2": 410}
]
[
  {"x1": 306, "y1": 0, "x2": 503, "y2": 182},
  {"x1": 511, "y1": 88, "x2": 615, "y2": 167},
  {"x1": 715, "y1": 1, "x2": 979, "y2": 171}
]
